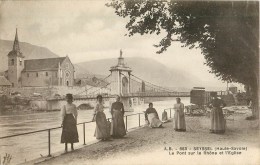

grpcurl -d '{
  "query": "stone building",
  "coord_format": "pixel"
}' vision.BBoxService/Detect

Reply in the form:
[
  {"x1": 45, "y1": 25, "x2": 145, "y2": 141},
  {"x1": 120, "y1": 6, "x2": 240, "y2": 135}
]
[
  {"x1": 0, "y1": 76, "x2": 11, "y2": 95},
  {"x1": 109, "y1": 50, "x2": 132, "y2": 95},
  {"x1": 5, "y1": 29, "x2": 75, "y2": 87}
]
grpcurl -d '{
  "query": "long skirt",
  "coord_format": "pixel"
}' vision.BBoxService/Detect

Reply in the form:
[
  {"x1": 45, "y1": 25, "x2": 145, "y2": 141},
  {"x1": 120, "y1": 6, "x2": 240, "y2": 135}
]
[
  {"x1": 94, "y1": 111, "x2": 110, "y2": 139},
  {"x1": 162, "y1": 111, "x2": 168, "y2": 122},
  {"x1": 210, "y1": 107, "x2": 226, "y2": 134},
  {"x1": 174, "y1": 110, "x2": 186, "y2": 131},
  {"x1": 148, "y1": 113, "x2": 163, "y2": 128},
  {"x1": 61, "y1": 114, "x2": 79, "y2": 143},
  {"x1": 111, "y1": 110, "x2": 126, "y2": 137}
]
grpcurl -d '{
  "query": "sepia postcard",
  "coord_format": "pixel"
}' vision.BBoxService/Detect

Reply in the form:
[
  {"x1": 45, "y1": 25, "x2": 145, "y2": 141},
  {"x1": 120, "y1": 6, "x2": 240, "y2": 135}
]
[{"x1": 0, "y1": 0, "x2": 259, "y2": 165}]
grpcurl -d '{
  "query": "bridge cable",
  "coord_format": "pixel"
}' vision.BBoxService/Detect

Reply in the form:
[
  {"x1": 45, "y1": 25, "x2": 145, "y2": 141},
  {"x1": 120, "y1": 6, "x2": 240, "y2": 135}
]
[
  {"x1": 119, "y1": 72, "x2": 169, "y2": 92},
  {"x1": 75, "y1": 73, "x2": 111, "y2": 95},
  {"x1": 128, "y1": 73, "x2": 174, "y2": 92}
]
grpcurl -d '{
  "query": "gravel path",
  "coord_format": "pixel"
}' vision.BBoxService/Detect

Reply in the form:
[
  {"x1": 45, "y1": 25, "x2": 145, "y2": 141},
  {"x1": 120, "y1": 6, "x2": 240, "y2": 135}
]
[{"x1": 32, "y1": 113, "x2": 259, "y2": 165}]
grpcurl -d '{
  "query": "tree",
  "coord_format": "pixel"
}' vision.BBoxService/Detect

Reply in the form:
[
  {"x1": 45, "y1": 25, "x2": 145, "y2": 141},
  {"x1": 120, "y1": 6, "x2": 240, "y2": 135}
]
[{"x1": 107, "y1": 0, "x2": 259, "y2": 119}]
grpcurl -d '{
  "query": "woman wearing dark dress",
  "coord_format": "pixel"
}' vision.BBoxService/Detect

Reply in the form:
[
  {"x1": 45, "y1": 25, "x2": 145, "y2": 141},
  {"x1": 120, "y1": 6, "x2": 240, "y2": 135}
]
[
  {"x1": 208, "y1": 92, "x2": 226, "y2": 134},
  {"x1": 111, "y1": 95, "x2": 126, "y2": 138},
  {"x1": 92, "y1": 95, "x2": 110, "y2": 141},
  {"x1": 61, "y1": 94, "x2": 79, "y2": 152}
]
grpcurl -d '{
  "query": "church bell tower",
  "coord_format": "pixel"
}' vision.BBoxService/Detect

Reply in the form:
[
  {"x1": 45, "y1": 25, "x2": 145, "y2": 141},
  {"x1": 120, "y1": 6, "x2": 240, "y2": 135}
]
[{"x1": 7, "y1": 28, "x2": 25, "y2": 87}]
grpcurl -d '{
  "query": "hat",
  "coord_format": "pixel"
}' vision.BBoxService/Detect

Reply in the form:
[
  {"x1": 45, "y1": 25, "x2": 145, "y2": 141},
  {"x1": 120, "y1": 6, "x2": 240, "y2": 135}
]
[
  {"x1": 97, "y1": 95, "x2": 103, "y2": 100},
  {"x1": 66, "y1": 93, "x2": 73, "y2": 99}
]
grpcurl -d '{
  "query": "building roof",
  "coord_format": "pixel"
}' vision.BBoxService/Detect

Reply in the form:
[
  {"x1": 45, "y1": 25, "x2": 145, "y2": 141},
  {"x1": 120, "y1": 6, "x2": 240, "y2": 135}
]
[
  {"x1": 23, "y1": 57, "x2": 66, "y2": 71},
  {"x1": 75, "y1": 77, "x2": 109, "y2": 88},
  {"x1": 8, "y1": 28, "x2": 24, "y2": 58},
  {"x1": 0, "y1": 76, "x2": 11, "y2": 86}
]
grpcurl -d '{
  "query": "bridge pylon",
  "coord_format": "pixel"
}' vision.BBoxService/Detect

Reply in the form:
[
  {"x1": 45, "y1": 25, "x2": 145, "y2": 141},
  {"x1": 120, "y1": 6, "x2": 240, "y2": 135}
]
[{"x1": 109, "y1": 49, "x2": 132, "y2": 96}]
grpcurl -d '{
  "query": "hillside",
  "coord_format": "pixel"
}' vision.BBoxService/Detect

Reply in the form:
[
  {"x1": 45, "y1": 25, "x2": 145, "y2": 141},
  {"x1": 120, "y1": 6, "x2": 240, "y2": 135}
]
[
  {"x1": 75, "y1": 57, "x2": 202, "y2": 89},
  {"x1": 0, "y1": 39, "x2": 59, "y2": 72},
  {"x1": 0, "y1": 39, "x2": 216, "y2": 89}
]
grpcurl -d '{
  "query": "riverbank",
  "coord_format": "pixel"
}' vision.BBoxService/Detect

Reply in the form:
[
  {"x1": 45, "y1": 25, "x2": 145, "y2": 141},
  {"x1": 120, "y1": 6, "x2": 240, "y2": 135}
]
[{"x1": 24, "y1": 111, "x2": 259, "y2": 165}]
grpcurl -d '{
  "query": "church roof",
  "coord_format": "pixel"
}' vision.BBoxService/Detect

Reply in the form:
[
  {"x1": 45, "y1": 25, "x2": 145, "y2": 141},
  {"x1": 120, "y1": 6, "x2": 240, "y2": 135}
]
[
  {"x1": 0, "y1": 76, "x2": 11, "y2": 86},
  {"x1": 8, "y1": 28, "x2": 24, "y2": 58},
  {"x1": 23, "y1": 57, "x2": 66, "y2": 71}
]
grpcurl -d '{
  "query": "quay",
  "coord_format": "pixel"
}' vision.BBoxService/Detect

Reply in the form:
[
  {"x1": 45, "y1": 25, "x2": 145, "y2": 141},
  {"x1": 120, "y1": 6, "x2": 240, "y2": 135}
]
[{"x1": 22, "y1": 110, "x2": 259, "y2": 165}]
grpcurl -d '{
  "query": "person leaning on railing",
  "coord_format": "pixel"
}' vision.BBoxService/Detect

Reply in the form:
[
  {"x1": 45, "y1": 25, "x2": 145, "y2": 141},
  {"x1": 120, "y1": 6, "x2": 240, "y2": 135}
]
[{"x1": 60, "y1": 93, "x2": 79, "y2": 153}]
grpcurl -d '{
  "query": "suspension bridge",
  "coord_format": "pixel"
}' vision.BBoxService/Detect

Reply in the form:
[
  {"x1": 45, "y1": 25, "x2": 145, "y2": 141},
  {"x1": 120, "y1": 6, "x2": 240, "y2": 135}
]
[{"x1": 45, "y1": 51, "x2": 190, "y2": 111}]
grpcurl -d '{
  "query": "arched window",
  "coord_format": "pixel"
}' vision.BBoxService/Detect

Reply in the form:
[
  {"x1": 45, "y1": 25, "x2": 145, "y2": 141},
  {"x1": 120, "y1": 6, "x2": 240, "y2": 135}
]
[{"x1": 11, "y1": 59, "x2": 15, "y2": 65}]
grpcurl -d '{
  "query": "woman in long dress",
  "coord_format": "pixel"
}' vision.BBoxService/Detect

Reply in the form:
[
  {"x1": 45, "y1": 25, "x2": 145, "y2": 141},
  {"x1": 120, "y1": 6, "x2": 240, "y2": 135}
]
[
  {"x1": 209, "y1": 92, "x2": 226, "y2": 134},
  {"x1": 92, "y1": 95, "x2": 110, "y2": 140},
  {"x1": 145, "y1": 103, "x2": 163, "y2": 128},
  {"x1": 61, "y1": 93, "x2": 79, "y2": 152},
  {"x1": 111, "y1": 95, "x2": 126, "y2": 138},
  {"x1": 174, "y1": 98, "x2": 186, "y2": 132}
]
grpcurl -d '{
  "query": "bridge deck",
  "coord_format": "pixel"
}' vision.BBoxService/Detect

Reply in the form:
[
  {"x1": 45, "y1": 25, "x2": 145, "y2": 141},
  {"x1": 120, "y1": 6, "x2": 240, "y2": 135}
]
[{"x1": 46, "y1": 92, "x2": 190, "y2": 101}]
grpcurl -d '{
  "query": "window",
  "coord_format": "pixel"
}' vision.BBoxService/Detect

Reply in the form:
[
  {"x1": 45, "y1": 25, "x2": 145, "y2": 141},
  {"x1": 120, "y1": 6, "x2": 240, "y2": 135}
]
[
  {"x1": 27, "y1": 73, "x2": 29, "y2": 77},
  {"x1": 66, "y1": 72, "x2": 70, "y2": 78},
  {"x1": 19, "y1": 58, "x2": 22, "y2": 66},
  {"x1": 36, "y1": 72, "x2": 38, "y2": 77},
  {"x1": 11, "y1": 59, "x2": 14, "y2": 65},
  {"x1": 46, "y1": 72, "x2": 48, "y2": 76}
]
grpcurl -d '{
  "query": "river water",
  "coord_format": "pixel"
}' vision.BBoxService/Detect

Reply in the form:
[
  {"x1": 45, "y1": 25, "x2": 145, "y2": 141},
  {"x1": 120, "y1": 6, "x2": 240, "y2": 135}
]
[{"x1": 0, "y1": 97, "x2": 190, "y2": 164}]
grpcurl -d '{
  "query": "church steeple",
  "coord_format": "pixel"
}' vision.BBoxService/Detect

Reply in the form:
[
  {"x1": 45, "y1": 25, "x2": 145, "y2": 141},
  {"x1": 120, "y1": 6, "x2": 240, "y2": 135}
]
[
  {"x1": 8, "y1": 28, "x2": 23, "y2": 57},
  {"x1": 13, "y1": 28, "x2": 20, "y2": 52}
]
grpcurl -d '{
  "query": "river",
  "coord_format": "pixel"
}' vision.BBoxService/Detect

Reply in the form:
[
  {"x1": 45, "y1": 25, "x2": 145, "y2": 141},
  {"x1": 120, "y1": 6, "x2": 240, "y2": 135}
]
[{"x1": 0, "y1": 97, "x2": 190, "y2": 164}]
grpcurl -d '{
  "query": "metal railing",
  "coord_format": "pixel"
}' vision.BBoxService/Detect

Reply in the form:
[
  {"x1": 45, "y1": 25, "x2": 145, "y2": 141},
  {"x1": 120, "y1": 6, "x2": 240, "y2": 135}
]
[{"x1": 0, "y1": 108, "x2": 173, "y2": 159}]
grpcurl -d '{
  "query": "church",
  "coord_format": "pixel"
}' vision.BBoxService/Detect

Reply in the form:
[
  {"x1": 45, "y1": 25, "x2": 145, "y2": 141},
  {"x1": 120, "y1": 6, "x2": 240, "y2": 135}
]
[{"x1": 5, "y1": 29, "x2": 75, "y2": 87}]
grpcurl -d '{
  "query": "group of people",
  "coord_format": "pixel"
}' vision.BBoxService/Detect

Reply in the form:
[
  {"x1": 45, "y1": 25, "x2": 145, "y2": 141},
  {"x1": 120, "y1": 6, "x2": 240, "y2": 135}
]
[
  {"x1": 60, "y1": 94, "x2": 126, "y2": 152},
  {"x1": 144, "y1": 98, "x2": 186, "y2": 132},
  {"x1": 60, "y1": 92, "x2": 226, "y2": 152},
  {"x1": 93, "y1": 95, "x2": 126, "y2": 141}
]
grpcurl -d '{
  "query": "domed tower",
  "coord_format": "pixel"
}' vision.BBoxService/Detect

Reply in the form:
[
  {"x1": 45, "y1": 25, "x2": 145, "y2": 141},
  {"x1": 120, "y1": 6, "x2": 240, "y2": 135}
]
[{"x1": 7, "y1": 28, "x2": 25, "y2": 87}]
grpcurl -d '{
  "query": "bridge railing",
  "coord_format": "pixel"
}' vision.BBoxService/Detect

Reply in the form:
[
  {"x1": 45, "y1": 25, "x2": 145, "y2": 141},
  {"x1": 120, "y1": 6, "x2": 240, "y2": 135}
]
[
  {"x1": 0, "y1": 108, "x2": 174, "y2": 163},
  {"x1": 122, "y1": 92, "x2": 190, "y2": 97}
]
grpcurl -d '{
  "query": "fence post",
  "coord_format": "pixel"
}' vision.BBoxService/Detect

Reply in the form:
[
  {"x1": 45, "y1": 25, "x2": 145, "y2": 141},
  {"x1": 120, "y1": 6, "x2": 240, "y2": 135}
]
[
  {"x1": 138, "y1": 113, "x2": 140, "y2": 127},
  {"x1": 125, "y1": 116, "x2": 128, "y2": 131},
  {"x1": 83, "y1": 123, "x2": 86, "y2": 145},
  {"x1": 48, "y1": 129, "x2": 51, "y2": 157}
]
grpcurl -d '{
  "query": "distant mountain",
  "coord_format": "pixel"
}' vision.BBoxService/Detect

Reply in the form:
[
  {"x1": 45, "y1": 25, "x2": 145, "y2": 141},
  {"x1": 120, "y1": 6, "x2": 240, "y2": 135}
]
[
  {"x1": 0, "y1": 39, "x2": 223, "y2": 90},
  {"x1": 0, "y1": 39, "x2": 59, "y2": 72},
  {"x1": 75, "y1": 57, "x2": 203, "y2": 89}
]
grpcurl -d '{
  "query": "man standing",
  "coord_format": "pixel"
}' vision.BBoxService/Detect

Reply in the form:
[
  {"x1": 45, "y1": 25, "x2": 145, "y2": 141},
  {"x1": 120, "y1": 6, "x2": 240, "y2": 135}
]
[{"x1": 111, "y1": 95, "x2": 126, "y2": 138}]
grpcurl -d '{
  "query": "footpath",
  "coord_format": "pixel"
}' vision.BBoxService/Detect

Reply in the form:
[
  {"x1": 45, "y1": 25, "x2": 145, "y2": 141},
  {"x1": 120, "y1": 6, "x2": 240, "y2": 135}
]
[{"x1": 24, "y1": 111, "x2": 259, "y2": 165}]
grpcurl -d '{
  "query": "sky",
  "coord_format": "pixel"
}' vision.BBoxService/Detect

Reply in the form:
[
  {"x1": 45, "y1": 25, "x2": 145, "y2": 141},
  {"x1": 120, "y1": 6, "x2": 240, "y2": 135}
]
[{"x1": 0, "y1": 0, "x2": 243, "y2": 89}]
